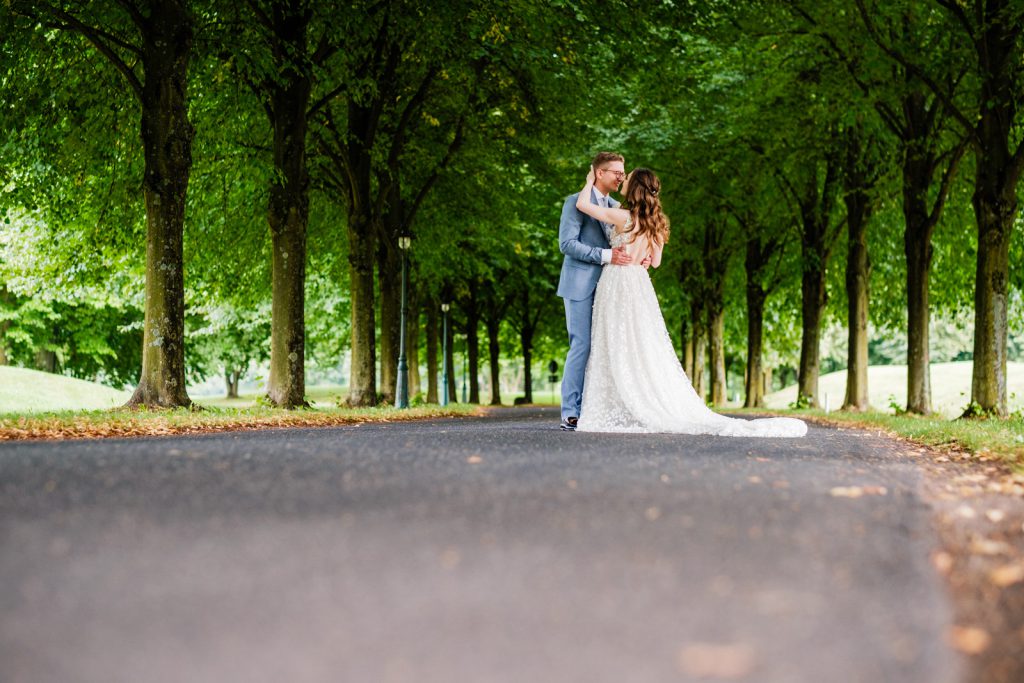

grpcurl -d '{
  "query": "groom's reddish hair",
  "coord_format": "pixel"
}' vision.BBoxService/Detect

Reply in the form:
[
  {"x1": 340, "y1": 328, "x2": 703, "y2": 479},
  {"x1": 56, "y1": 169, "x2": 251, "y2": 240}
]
[{"x1": 591, "y1": 151, "x2": 624, "y2": 169}]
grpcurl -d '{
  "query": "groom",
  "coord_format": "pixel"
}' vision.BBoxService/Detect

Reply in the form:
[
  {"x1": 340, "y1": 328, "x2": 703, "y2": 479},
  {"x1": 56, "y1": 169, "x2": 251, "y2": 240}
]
[{"x1": 557, "y1": 152, "x2": 634, "y2": 431}]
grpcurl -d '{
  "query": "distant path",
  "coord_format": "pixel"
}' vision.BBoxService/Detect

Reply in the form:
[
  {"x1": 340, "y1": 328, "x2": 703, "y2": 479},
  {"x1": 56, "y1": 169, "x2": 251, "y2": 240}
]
[{"x1": 0, "y1": 406, "x2": 960, "y2": 682}]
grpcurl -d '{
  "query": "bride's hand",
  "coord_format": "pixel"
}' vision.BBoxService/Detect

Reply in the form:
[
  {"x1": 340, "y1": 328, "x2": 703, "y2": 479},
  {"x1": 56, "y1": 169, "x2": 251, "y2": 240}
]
[{"x1": 586, "y1": 166, "x2": 596, "y2": 185}]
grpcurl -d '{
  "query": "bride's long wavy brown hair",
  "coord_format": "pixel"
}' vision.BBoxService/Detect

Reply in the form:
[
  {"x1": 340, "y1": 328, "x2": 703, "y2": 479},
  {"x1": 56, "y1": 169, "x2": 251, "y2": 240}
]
[{"x1": 623, "y1": 168, "x2": 670, "y2": 246}]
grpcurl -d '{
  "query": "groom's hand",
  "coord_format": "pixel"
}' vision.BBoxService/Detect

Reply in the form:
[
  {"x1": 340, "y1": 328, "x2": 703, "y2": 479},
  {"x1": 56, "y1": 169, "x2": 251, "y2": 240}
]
[
  {"x1": 610, "y1": 247, "x2": 633, "y2": 266},
  {"x1": 641, "y1": 254, "x2": 652, "y2": 269}
]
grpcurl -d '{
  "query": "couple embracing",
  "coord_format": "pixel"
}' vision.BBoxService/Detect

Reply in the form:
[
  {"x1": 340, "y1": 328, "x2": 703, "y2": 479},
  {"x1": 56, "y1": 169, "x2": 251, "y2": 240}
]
[{"x1": 556, "y1": 152, "x2": 807, "y2": 438}]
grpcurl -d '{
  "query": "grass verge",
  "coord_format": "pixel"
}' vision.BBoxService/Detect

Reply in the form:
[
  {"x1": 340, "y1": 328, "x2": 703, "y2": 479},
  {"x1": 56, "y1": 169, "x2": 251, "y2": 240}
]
[
  {"x1": 739, "y1": 407, "x2": 1024, "y2": 470},
  {"x1": 0, "y1": 404, "x2": 483, "y2": 442}
]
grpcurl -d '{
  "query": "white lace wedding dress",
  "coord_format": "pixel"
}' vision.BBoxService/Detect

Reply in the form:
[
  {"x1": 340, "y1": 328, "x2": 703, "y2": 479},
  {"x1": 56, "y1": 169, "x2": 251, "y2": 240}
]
[{"x1": 576, "y1": 228, "x2": 807, "y2": 437}]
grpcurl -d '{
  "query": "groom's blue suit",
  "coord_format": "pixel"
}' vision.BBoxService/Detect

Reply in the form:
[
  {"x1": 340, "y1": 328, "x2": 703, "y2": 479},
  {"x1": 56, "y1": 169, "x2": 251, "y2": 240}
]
[{"x1": 557, "y1": 188, "x2": 617, "y2": 422}]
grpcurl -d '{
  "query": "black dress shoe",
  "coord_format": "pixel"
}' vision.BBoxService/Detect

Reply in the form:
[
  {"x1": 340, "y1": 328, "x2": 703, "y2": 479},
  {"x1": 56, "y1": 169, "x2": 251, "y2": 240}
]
[{"x1": 560, "y1": 416, "x2": 578, "y2": 431}]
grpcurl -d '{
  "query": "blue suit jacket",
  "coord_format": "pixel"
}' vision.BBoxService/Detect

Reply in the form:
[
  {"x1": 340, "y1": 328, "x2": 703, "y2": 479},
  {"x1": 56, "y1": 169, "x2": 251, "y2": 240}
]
[{"x1": 556, "y1": 188, "x2": 618, "y2": 301}]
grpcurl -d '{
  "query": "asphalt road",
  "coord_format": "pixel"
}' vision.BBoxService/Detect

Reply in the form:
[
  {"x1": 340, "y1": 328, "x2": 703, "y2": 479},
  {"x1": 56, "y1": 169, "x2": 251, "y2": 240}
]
[{"x1": 0, "y1": 407, "x2": 960, "y2": 682}]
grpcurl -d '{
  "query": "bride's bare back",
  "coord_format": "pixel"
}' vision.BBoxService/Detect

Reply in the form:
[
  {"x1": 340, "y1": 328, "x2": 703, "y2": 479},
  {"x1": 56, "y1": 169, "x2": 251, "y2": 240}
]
[{"x1": 611, "y1": 217, "x2": 662, "y2": 267}]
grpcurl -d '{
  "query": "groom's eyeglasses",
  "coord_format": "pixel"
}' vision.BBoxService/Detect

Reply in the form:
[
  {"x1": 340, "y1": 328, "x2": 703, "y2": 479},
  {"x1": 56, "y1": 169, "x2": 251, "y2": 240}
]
[{"x1": 600, "y1": 169, "x2": 626, "y2": 178}]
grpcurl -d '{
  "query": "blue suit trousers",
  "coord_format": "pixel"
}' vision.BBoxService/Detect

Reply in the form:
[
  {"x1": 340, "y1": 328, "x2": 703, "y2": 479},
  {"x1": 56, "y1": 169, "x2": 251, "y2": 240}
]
[{"x1": 561, "y1": 294, "x2": 595, "y2": 421}]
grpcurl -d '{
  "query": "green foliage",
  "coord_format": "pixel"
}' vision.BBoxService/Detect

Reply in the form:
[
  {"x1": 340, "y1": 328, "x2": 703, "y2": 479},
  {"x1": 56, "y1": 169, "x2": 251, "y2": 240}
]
[
  {"x1": 789, "y1": 393, "x2": 814, "y2": 410},
  {"x1": 186, "y1": 302, "x2": 271, "y2": 384},
  {"x1": 1, "y1": 0, "x2": 1022, "y2": 412}
]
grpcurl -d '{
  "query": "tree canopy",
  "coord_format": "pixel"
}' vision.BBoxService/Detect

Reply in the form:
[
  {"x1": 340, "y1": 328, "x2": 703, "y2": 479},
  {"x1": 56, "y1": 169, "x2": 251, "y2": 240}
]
[{"x1": 2, "y1": 0, "x2": 1023, "y2": 417}]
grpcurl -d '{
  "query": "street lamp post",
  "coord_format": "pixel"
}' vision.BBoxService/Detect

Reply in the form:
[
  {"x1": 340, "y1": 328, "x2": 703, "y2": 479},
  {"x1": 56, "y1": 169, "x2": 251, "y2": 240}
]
[
  {"x1": 396, "y1": 232, "x2": 412, "y2": 408},
  {"x1": 440, "y1": 302, "x2": 450, "y2": 406}
]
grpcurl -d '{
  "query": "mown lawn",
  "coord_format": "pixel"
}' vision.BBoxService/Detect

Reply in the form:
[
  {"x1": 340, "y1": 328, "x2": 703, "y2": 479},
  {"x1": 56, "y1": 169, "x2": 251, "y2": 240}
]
[
  {"x1": 739, "y1": 406, "x2": 1024, "y2": 470},
  {"x1": 0, "y1": 366, "x2": 131, "y2": 414},
  {"x1": 763, "y1": 361, "x2": 1024, "y2": 418}
]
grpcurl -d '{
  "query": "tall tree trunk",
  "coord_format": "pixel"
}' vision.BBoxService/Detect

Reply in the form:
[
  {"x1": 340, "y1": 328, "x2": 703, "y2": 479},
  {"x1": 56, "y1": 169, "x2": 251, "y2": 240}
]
[
  {"x1": 126, "y1": 4, "x2": 194, "y2": 409},
  {"x1": 843, "y1": 152, "x2": 871, "y2": 412},
  {"x1": 966, "y1": 22, "x2": 1021, "y2": 416},
  {"x1": 225, "y1": 370, "x2": 240, "y2": 399},
  {"x1": 744, "y1": 282, "x2": 766, "y2": 408},
  {"x1": 691, "y1": 301, "x2": 707, "y2": 400},
  {"x1": 521, "y1": 329, "x2": 533, "y2": 404},
  {"x1": 347, "y1": 214, "x2": 377, "y2": 406},
  {"x1": 682, "y1": 317, "x2": 693, "y2": 372},
  {"x1": 425, "y1": 302, "x2": 439, "y2": 403},
  {"x1": 464, "y1": 284, "x2": 480, "y2": 404},
  {"x1": 467, "y1": 323, "x2": 479, "y2": 403},
  {"x1": 35, "y1": 348, "x2": 56, "y2": 373},
  {"x1": 0, "y1": 285, "x2": 9, "y2": 366},
  {"x1": 968, "y1": 177, "x2": 1015, "y2": 416},
  {"x1": 486, "y1": 316, "x2": 501, "y2": 405},
  {"x1": 796, "y1": 155, "x2": 839, "y2": 409},
  {"x1": 798, "y1": 262, "x2": 826, "y2": 408},
  {"x1": 899, "y1": 89, "x2": 953, "y2": 416},
  {"x1": 407, "y1": 292, "x2": 421, "y2": 400},
  {"x1": 377, "y1": 241, "x2": 400, "y2": 405},
  {"x1": 903, "y1": 194, "x2": 933, "y2": 416},
  {"x1": 708, "y1": 307, "x2": 727, "y2": 406},
  {"x1": 264, "y1": 4, "x2": 311, "y2": 409},
  {"x1": 743, "y1": 226, "x2": 779, "y2": 410},
  {"x1": 693, "y1": 334, "x2": 706, "y2": 400},
  {"x1": 703, "y1": 220, "x2": 730, "y2": 406}
]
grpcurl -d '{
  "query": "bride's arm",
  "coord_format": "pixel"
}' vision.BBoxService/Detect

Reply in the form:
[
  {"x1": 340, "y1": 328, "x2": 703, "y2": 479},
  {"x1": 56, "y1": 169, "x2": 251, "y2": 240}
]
[
  {"x1": 576, "y1": 168, "x2": 629, "y2": 229},
  {"x1": 649, "y1": 240, "x2": 663, "y2": 269}
]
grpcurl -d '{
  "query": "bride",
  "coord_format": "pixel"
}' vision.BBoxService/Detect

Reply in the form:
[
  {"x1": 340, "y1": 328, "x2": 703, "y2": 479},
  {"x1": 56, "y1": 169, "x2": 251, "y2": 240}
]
[{"x1": 572, "y1": 166, "x2": 807, "y2": 438}]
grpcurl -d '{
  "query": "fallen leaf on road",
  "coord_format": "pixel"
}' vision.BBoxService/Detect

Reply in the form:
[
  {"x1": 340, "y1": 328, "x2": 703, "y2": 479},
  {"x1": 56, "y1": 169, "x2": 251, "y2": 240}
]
[
  {"x1": 439, "y1": 547, "x2": 461, "y2": 569},
  {"x1": 466, "y1": 455, "x2": 483, "y2": 464},
  {"x1": 947, "y1": 626, "x2": 991, "y2": 655},
  {"x1": 989, "y1": 563, "x2": 1024, "y2": 588},
  {"x1": 748, "y1": 476, "x2": 763, "y2": 484},
  {"x1": 645, "y1": 506, "x2": 661, "y2": 521},
  {"x1": 954, "y1": 505, "x2": 977, "y2": 519},
  {"x1": 931, "y1": 551, "x2": 954, "y2": 575},
  {"x1": 677, "y1": 642, "x2": 756, "y2": 678},
  {"x1": 969, "y1": 535, "x2": 1013, "y2": 556},
  {"x1": 985, "y1": 509, "x2": 1007, "y2": 523},
  {"x1": 830, "y1": 486, "x2": 887, "y2": 498}
]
